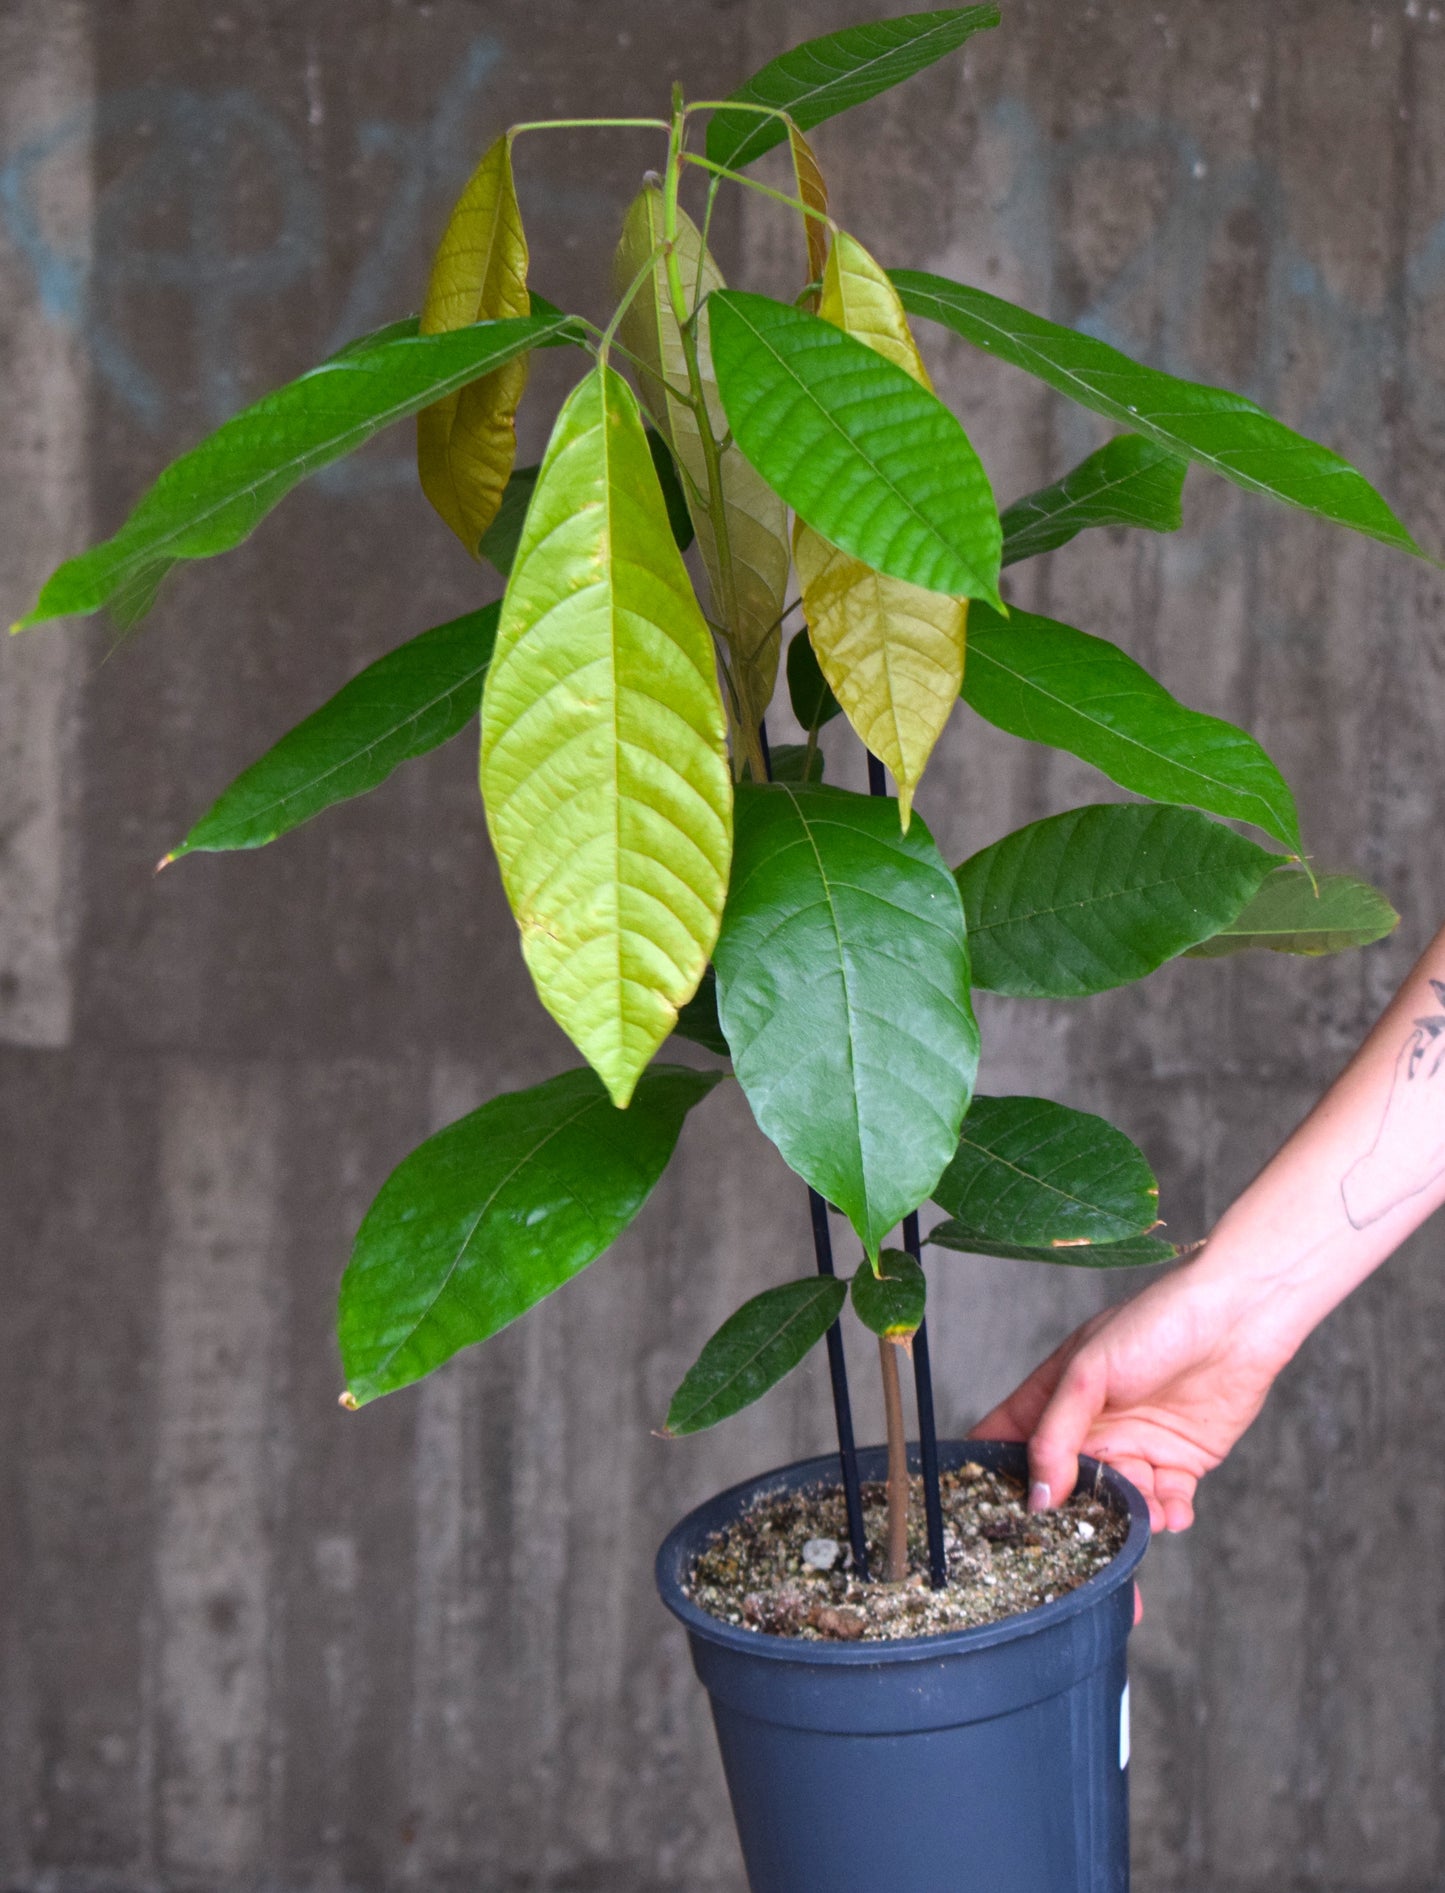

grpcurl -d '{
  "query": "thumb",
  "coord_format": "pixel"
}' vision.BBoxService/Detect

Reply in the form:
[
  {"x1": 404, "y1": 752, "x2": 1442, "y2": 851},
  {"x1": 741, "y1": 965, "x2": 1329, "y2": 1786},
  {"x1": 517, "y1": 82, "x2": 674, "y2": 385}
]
[{"x1": 1027, "y1": 1352, "x2": 1105, "y2": 1513}]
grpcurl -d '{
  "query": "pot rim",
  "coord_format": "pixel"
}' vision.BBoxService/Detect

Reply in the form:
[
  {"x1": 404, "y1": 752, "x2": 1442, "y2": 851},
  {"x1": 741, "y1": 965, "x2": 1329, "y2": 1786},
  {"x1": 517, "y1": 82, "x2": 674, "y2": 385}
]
[{"x1": 655, "y1": 1437, "x2": 1150, "y2": 1666}]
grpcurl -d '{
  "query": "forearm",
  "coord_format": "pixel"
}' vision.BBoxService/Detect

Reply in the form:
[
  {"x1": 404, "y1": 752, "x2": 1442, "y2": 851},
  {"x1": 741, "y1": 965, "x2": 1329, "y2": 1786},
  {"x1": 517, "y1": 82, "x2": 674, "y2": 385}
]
[{"x1": 1187, "y1": 922, "x2": 1445, "y2": 1363}]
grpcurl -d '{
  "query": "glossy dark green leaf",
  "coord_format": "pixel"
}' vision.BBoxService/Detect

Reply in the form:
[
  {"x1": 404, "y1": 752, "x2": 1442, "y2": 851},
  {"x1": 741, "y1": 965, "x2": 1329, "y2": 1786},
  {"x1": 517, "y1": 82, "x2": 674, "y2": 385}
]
[
  {"x1": 1000, "y1": 435, "x2": 1187, "y2": 566},
  {"x1": 339, "y1": 1065, "x2": 721, "y2": 1406},
  {"x1": 166, "y1": 605, "x2": 498, "y2": 859},
  {"x1": 928, "y1": 1221, "x2": 1177, "y2": 1267},
  {"x1": 714, "y1": 782, "x2": 979, "y2": 1259},
  {"x1": 478, "y1": 464, "x2": 539, "y2": 575},
  {"x1": 932, "y1": 1095, "x2": 1158, "y2": 1246},
  {"x1": 786, "y1": 626, "x2": 842, "y2": 733},
  {"x1": 671, "y1": 965, "x2": 731, "y2": 1058},
  {"x1": 664, "y1": 1275, "x2": 847, "y2": 1435},
  {"x1": 16, "y1": 313, "x2": 574, "y2": 632},
  {"x1": 894, "y1": 270, "x2": 1424, "y2": 555},
  {"x1": 962, "y1": 606, "x2": 1301, "y2": 851},
  {"x1": 767, "y1": 742, "x2": 826, "y2": 784},
  {"x1": 1186, "y1": 868, "x2": 1399, "y2": 958},
  {"x1": 958, "y1": 803, "x2": 1277, "y2": 997},
  {"x1": 851, "y1": 1249, "x2": 926, "y2": 1339},
  {"x1": 647, "y1": 426, "x2": 696, "y2": 553},
  {"x1": 709, "y1": 291, "x2": 1003, "y2": 606},
  {"x1": 707, "y1": 7, "x2": 1000, "y2": 170}
]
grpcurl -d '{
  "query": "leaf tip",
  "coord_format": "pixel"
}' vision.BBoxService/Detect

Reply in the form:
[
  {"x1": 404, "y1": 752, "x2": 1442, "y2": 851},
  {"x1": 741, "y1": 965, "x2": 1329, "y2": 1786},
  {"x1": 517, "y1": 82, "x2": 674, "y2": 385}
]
[
  {"x1": 338, "y1": 1389, "x2": 361, "y2": 1411},
  {"x1": 155, "y1": 850, "x2": 178, "y2": 874}
]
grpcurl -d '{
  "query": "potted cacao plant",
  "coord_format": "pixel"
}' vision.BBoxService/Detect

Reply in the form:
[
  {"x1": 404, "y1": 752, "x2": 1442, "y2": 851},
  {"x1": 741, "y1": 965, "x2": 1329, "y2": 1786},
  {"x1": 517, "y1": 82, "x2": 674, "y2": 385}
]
[{"x1": 12, "y1": 9, "x2": 1417, "y2": 1890}]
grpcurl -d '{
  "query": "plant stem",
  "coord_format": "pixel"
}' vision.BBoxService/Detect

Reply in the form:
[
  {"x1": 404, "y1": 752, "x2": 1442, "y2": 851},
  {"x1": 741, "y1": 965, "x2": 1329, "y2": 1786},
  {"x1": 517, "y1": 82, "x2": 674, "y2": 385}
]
[
  {"x1": 878, "y1": 1337, "x2": 910, "y2": 1583},
  {"x1": 661, "y1": 99, "x2": 767, "y2": 783}
]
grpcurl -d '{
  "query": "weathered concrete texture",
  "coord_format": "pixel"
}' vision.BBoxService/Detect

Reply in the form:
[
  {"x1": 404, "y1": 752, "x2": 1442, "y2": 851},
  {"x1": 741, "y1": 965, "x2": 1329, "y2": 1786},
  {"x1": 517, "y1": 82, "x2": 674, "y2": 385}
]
[{"x1": 1, "y1": 0, "x2": 1443, "y2": 1887}]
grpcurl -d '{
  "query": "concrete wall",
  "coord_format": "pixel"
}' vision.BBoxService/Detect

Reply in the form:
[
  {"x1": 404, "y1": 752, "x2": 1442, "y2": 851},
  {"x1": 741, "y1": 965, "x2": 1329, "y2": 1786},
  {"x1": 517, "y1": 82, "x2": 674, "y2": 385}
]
[{"x1": 1, "y1": 1, "x2": 1443, "y2": 1886}]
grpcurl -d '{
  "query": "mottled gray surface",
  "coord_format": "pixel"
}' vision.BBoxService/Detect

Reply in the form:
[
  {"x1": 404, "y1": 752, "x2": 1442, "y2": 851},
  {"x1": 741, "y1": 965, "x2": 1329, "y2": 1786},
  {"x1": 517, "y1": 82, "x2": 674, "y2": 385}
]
[{"x1": 1, "y1": 1, "x2": 1443, "y2": 1887}]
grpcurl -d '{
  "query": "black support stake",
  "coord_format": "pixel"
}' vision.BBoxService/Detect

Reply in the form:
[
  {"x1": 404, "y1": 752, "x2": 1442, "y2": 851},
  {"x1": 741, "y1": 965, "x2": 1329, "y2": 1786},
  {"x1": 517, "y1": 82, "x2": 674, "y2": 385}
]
[
  {"x1": 809, "y1": 1188, "x2": 871, "y2": 1580},
  {"x1": 904, "y1": 1211, "x2": 948, "y2": 1590}
]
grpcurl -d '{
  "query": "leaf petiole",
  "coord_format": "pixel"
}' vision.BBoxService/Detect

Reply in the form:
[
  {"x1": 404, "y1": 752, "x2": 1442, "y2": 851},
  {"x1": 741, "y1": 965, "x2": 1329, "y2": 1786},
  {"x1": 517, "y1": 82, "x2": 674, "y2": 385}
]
[
  {"x1": 509, "y1": 116, "x2": 670, "y2": 137},
  {"x1": 600, "y1": 241, "x2": 671, "y2": 364},
  {"x1": 681, "y1": 150, "x2": 834, "y2": 229}
]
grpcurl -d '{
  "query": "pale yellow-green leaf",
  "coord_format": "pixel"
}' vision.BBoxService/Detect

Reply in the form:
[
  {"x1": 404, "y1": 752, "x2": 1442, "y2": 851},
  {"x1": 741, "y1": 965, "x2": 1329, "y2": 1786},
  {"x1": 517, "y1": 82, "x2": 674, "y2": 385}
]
[
  {"x1": 797, "y1": 228, "x2": 967, "y2": 826},
  {"x1": 418, "y1": 133, "x2": 530, "y2": 553},
  {"x1": 613, "y1": 183, "x2": 789, "y2": 747},
  {"x1": 794, "y1": 526, "x2": 967, "y2": 829},
  {"x1": 788, "y1": 121, "x2": 831, "y2": 297},
  {"x1": 480, "y1": 364, "x2": 734, "y2": 1107}
]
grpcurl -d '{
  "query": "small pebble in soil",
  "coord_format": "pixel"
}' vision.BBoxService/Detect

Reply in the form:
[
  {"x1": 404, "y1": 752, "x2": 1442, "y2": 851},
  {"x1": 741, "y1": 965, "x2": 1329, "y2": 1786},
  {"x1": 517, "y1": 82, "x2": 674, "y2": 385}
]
[
  {"x1": 801, "y1": 1536, "x2": 840, "y2": 1572},
  {"x1": 686, "y1": 1462, "x2": 1128, "y2": 1643}
]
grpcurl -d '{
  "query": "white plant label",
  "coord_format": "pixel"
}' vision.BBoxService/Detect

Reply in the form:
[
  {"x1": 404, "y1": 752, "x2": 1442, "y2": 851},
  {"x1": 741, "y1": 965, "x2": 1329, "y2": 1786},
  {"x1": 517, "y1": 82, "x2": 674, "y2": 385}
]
[{"x1": 1119, "y1": 1681, "x2": 1131, "y2": 1770}]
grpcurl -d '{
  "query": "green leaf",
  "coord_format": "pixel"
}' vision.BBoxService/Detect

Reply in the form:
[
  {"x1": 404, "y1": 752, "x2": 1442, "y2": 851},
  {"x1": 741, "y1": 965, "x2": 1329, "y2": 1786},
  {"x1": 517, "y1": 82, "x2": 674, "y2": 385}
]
[
  {"x1": 894, "y1": 271, "x2": 1425, "y2": 556},
  {"x1": 850, "y1": 1249, "x2": 927, "y2": 1340},
  {"x1": 339, "y1": 1065, "x2": 721, "y2": 1405},
  {"x1": 962, "y1": 606, "x2": 1302, "y2": 852},
  {"x1": 932, "y1": 1095, "x2": 1159, "y2": 1246},
  {"x1": 325, "y1": 315, "x2": 421, "y2": 360},
  {"x1": 958, "y1": 802, "x2": 1277, "y2": 997},
  {"x1": 767, "y1": 742, "x2": 826, "y2": 784},
  {"x1": 786, "y1": 626, "x2": 842, "y2": 733},
  {"x1": 671, "y1": 964, "x2": 731, "y2": 1058},
  {"x1": 16, "y1": 313, "x2": 572, "y2": 632},
  {"x1": 478, "y1": 463, "x2": 539, "y2": 575},
  {"x1": 166, "y1": 605, "x2": 498, "y2": 859},
  {"x1": 663, "y1": 1275, "x2": 847, "y2": 1435},
  {"x1": 928, "y1": 1222, "x2": 1177, "y2": 1267},
  {"x1": 1000, "y1": 435, "x2": 1187, "y2": 567},
  {"x1": 707, "y1": 7, "x2": 1001, "y2": 171},
  {"x1": 1186, "y1": 868, "x2": 1400, "y2": 958},
  {"x1": 709, "y1": 290, "x2": 1003, "y2": 606},
  {"x1": 714, "y1": 782, "x2": 979, "y2": 1259},
  {"x1": 647, "y1": 426, "x2": 696, "y2": 553},
  {"x1": 480, "y1": 363, "x2": 734, "y2": 1108}
]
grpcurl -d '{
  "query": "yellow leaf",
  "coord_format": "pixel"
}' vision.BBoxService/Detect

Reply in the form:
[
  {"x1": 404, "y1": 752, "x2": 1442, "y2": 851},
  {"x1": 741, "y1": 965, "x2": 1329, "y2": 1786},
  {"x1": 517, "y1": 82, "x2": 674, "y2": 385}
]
[
  {"x1": 797, "y1": 230, "x2": 967, "y2": 827},
  {"x1": 613, "y1": 183, "x2": 789, "y2": 755},
  {"x1": 788, "y1": 121, "x2": 830, "y2": 297},
  {"x1": 480, "y1": 365, "x2": 733, "y2": 1107},
  {"x1": 417, "y1": 134, "x2": 531, "y2": 554},
  {"x1": 793, "y1": 527, "x2": 967, "y2": 830},
  {"x1": 819, "y1": 229, "x2": 933, "y2": 387}
]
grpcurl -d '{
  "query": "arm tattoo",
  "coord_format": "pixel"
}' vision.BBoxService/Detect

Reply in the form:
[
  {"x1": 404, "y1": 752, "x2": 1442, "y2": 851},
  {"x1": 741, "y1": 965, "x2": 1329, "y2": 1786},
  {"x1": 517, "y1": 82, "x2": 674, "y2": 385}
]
[{"x1": 1342, "y1": 979, "x2": 1445, "y2": 1230}]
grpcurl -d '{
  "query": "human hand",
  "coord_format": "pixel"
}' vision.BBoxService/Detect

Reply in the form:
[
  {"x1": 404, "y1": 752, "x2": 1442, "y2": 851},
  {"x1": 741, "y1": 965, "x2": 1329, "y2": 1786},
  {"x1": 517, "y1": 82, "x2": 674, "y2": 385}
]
[{"x1": 968, "y1": 1258, "x2": 1291, "y2": 1533}]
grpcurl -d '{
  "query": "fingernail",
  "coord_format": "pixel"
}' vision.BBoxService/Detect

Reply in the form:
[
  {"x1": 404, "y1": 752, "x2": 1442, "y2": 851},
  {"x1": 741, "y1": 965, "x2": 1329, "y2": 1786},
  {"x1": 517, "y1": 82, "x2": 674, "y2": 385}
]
[{"x1": 1028, "y1": 1481, "x2": 1051, "y2": 1513}]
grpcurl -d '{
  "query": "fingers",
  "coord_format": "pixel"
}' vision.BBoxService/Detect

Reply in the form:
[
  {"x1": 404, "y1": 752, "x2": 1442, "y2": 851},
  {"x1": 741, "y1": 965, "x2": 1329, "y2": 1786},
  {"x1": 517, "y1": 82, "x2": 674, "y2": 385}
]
[
  {"x1": 1133, "y1": 1582, "x2": 1143, "y2": 1627},
  {"x1": 1027, "y1": 1350, "x2": 1106, "y2": 1513},
  {"x1": 1152, "y1": 1466, "x2": 1198, "y2": 1533}
]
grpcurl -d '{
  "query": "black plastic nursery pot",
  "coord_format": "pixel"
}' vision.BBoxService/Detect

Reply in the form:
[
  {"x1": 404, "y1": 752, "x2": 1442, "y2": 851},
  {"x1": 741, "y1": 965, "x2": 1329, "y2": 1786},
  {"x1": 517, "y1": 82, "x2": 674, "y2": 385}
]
[{"x1": 656, "y1": 1439, "x2": 1150, "y2": 1893}]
